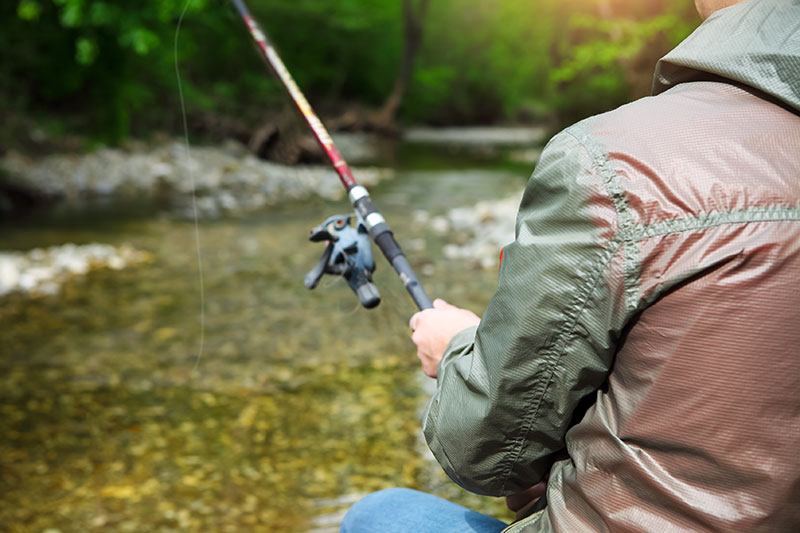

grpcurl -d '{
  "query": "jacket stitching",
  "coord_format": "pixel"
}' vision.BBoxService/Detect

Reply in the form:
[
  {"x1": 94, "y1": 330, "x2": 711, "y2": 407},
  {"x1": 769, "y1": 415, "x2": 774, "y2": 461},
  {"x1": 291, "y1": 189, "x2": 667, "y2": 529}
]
[
  {"x1": 498, "y1": 126, "x2": 627, "y2": 492},
  {"x1": 497, "y1": 126, "x2": 627, "y2": 493},
  {"x1": 633, "y1": 207, "x2": 800, "y2": 239},
  {"x1": 563, "y1": 124, "x2": 640, "y2": 312},
  {"x1": 497, "y1": 237, "x2": 623, "y2": 493}
]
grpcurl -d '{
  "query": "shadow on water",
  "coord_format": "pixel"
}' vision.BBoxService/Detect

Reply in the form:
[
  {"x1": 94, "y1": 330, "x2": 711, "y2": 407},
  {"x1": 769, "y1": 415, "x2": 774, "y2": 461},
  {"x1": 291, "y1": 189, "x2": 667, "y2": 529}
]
[{"x1": 0, "y1": 138, "x2": 538, "y2": 531}]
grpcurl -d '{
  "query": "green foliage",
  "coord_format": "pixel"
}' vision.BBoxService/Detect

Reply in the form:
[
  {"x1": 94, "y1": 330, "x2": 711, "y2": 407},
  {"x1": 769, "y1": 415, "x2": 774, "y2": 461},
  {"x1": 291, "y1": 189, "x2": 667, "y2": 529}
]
[
  {"x1": 549, "y1": 3, "x2": 697, "y2": 121},
  {"x1": 17, "y1": 0, "x2": 42, "y2": 21},
  {"x1": 406, "y1": 0, "x2": 559, "y2": 124},
  {"x1": 2, "y1": 0, "x2": 211, "y2": 142},
  {"x1": 407, "y1": 0, "x2": 697, "y2": 125},
  {"x1": 1, "y1": 0, "x2": 699, "y2": 144},
  {"x1": 3, "y1": 0, "x2": 403, "y2": 143}
]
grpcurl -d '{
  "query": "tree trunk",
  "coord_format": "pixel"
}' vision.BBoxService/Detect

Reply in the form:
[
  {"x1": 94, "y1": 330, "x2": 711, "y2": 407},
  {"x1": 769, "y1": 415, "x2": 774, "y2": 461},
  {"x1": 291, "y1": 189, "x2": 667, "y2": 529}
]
[{"x1": 372, "y1": 0, "x2": 431, "y2": 131}]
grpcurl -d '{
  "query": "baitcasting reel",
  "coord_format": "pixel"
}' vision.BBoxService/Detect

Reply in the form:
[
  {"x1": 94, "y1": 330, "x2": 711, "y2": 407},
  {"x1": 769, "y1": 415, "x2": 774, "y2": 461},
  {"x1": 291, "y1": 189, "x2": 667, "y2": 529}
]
[{"x1": 304, "y1": 214, "x2": 381, "y2": 309}]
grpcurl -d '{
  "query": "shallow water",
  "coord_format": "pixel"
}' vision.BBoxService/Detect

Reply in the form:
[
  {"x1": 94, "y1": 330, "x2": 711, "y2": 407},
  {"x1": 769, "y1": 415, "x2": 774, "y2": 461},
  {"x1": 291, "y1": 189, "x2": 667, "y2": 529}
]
[{"x1": 0, "y1": 142, "x2": 536, "y2": 531}]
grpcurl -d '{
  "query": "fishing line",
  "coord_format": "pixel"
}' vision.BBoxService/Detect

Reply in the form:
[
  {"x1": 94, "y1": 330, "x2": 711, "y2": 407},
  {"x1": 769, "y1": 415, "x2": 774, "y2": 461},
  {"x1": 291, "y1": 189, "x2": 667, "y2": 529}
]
[{"x1": 174, "y1": 0, "x2": 206, "y2": 371}]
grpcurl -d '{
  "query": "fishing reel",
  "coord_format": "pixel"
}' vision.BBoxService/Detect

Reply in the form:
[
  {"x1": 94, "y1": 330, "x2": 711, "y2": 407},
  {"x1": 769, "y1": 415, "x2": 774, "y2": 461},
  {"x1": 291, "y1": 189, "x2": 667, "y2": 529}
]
[{"x1": 304, "y1": 214, "x2": 381, "y2": 309}]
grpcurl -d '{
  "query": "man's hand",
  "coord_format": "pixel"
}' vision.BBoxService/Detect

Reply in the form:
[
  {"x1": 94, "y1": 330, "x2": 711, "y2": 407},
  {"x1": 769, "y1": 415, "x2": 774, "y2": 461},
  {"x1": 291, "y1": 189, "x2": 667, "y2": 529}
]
[{"x1": 409, "y1": 298, "x2": 481, "y2": 378}]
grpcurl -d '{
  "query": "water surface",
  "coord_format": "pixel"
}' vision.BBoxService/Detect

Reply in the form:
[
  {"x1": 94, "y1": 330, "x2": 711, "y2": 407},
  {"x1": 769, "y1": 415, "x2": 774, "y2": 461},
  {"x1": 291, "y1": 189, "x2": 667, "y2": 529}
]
[{"x1": 0, "y1": 141, "x2": 536, "y2": 531}]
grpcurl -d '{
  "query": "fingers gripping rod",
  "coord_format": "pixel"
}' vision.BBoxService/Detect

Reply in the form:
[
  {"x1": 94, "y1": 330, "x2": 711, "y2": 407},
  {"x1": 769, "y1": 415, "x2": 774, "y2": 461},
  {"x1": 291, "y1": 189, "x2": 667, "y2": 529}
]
[{"x1": 230, "y1": 0, "x2": 433, "y2": 310}]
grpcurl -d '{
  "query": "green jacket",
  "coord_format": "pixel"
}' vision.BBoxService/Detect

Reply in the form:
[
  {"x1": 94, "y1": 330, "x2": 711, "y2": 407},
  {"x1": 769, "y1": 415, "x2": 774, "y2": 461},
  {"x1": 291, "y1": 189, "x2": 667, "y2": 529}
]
[{"x1": 423, "y1": 1, "x2": 800, "y2": 530}]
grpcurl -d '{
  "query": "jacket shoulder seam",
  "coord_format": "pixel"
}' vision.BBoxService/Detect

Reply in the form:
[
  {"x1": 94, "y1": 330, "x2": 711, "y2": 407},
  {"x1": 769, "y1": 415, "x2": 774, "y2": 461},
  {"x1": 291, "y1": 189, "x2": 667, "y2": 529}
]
[{"x1": 562, "y1": 124, "x2": 640, "y2": 312}]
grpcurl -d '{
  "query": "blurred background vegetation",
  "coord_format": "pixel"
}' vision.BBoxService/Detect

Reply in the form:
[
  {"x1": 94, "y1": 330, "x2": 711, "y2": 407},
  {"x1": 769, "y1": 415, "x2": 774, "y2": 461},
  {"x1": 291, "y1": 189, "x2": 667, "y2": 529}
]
[{"x1": 2, "y1": 0, "x2": 698, "y2": 148}]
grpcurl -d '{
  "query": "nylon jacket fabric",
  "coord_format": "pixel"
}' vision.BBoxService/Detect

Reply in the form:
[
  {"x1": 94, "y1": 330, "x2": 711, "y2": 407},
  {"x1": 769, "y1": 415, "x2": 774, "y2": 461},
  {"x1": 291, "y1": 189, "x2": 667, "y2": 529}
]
[{"x1": 423, "y1": 1, "x2": 800, "y2": 531}]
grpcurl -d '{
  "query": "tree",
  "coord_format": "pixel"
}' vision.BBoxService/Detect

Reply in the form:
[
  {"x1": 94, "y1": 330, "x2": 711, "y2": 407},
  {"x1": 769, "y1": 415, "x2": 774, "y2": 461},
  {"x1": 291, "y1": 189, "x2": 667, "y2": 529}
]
[{"x1": 372, "y1": 0, "x2": 431, "y2": 130}]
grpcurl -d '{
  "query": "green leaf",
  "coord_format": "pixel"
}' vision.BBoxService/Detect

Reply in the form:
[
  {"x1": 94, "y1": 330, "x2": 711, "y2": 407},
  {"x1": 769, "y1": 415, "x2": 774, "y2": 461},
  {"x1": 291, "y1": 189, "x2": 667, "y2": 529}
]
[
  {"x1": 17, "y1": 0, "x2": 41, "y2": 21},
  {"x1": 120, "y1": 28, "x2": 159, "y2": 55},
  {"x1": 88, "y1": 2, "x2": 116, "y2": 26},
  {"x1": 75, "y1": 37, "x2": 97, "y2": 65},
  {"x1": 60, "y1": 0, "x2": 85, "y2": 28}
]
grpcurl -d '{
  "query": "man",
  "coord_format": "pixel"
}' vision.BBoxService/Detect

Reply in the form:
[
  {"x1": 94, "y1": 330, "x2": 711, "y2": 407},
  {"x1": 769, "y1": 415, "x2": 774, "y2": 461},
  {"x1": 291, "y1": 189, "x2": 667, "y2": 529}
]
[{"x1": 343, "y1": 0, "x2": 800, "y2": 530}]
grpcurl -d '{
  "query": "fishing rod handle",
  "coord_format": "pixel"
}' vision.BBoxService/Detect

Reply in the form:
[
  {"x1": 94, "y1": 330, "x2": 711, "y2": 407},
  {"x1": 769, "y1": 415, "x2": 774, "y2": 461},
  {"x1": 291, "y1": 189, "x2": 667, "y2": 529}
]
[
  {"x1": 349, "y1": 185, "x2": 433, "y2": 311},
  {"x1": 389, "y1": 253, "x2": 434, "y2": 311}
]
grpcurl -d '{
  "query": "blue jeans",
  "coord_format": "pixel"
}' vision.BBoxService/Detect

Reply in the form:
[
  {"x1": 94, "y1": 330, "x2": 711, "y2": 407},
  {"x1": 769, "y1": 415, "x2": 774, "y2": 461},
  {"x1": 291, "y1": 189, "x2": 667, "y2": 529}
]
[{"x1": 341, "y1": 488, "x2": 508, "y2": 533}]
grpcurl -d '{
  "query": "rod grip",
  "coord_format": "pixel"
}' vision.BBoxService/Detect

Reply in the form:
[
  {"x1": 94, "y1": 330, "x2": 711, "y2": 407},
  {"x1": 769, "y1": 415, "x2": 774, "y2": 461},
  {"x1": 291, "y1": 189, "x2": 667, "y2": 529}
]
[{"x1": 374, "y1": 232, "x2": 433, "y2": 310}]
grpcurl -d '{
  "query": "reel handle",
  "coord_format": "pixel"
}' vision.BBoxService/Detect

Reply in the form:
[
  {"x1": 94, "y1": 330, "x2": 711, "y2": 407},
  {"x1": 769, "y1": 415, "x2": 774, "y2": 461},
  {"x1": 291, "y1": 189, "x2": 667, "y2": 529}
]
[{"x1": 354, "y1": 281, "x2": 381, "y2": 309}]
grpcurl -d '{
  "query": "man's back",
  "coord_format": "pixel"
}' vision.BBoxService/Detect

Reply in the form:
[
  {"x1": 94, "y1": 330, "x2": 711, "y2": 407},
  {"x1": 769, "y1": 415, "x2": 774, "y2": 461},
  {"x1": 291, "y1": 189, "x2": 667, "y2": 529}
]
[{"x1": 538, "y1": 78, "x2": 800, "y2": 531}]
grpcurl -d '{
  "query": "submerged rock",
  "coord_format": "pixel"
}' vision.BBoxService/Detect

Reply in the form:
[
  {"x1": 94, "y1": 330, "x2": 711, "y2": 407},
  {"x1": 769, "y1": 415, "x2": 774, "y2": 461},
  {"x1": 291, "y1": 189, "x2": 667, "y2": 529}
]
[{"x1": 0, "y1": 243, "x2": 151, "y2": 297}]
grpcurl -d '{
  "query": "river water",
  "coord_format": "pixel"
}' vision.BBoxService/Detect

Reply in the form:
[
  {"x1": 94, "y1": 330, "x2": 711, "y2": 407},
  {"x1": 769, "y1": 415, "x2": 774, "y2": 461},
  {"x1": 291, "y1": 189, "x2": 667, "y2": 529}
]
[{"x1": 0, "y1": 137, "x2": 539, "y2": 531}]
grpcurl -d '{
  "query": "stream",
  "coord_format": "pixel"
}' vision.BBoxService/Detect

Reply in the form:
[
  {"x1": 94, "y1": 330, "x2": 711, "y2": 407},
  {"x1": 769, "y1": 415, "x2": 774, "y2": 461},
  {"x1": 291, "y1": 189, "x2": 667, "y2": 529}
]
[{"x1": 0, "y1": 133, "x2": 541, "y2": 531}]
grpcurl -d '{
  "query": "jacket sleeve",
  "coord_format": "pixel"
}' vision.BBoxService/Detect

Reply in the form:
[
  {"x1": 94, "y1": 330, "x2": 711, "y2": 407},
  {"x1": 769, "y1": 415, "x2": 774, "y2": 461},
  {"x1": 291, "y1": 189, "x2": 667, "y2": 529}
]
[{"x1": 423, "y1": 128, "x2": 628, "y2": 496}]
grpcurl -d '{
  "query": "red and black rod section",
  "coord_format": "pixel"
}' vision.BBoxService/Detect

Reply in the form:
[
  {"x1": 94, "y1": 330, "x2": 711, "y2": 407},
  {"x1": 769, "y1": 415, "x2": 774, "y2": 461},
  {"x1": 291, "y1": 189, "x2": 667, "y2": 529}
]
[{"x1": 230, "y1": 0, "x2": 433, "y2": 310}]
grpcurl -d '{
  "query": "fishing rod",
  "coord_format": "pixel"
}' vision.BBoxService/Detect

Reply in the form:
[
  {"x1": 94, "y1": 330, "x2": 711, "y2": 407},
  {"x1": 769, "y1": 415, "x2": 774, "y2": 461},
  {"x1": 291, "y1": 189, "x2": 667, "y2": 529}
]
[{"x1": 229, "y1": 0, "x2": 433, "y2": 311}]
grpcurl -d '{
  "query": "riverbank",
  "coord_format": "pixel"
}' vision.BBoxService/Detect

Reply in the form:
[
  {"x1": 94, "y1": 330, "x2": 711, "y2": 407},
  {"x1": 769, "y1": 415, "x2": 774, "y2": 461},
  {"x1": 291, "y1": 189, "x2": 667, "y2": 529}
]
[
  {"x1": 0, "y1": 139, "x2": 393, "y2": 219},
  {"x1": 1, "y1": 126, "x2": 543, "y2": 226}
]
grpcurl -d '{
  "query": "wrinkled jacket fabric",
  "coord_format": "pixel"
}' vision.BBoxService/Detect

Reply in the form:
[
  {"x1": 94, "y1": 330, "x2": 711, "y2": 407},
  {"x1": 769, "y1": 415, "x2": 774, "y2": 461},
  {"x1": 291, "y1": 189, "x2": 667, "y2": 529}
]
[{"x1": 423, "y1": 1, "x2": 800, "y2": 531}]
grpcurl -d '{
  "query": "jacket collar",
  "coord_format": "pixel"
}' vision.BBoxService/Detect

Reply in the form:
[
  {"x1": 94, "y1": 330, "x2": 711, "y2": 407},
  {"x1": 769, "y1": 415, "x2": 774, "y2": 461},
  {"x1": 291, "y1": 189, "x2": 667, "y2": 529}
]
[{"x1": 653, "y1": 0, "x2": 800, "y2": 114}]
